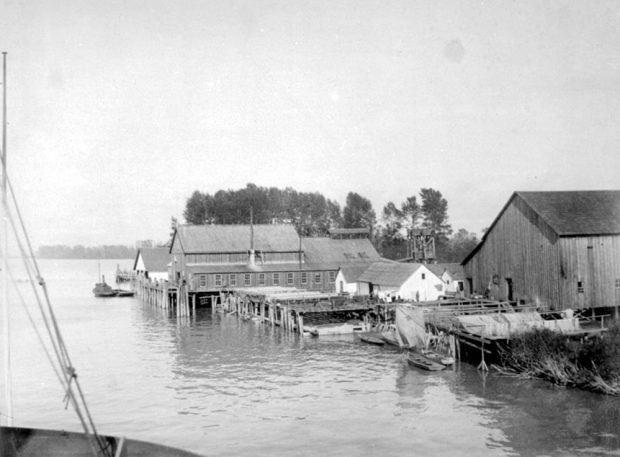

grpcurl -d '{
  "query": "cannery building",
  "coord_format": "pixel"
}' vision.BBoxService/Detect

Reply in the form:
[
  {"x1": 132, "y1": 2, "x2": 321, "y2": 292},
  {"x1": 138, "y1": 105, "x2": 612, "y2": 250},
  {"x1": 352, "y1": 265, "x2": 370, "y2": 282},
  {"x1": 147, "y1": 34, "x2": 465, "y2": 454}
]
[{"x1": 462, "y1": 190, "x2": 620, "y2": 311}]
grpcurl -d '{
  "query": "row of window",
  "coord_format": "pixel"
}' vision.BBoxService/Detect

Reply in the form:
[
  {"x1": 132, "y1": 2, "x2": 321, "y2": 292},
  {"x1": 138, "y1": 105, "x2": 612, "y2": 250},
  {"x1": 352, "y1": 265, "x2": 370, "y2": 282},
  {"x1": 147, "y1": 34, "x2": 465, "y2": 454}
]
[{"x1": 198, "y1": 271, "x2": 337, "y2": 288}]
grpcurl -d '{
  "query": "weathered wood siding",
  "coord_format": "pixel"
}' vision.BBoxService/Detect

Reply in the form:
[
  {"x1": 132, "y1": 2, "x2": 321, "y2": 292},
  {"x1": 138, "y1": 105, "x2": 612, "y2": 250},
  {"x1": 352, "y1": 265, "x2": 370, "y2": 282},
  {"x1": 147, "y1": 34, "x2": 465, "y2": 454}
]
[
  {"x1": 559, "y1": 236, "x2": 620, "y2": 309},
  {"x1": 464, "y1": 195, "x2": 620, "y2": 310}
]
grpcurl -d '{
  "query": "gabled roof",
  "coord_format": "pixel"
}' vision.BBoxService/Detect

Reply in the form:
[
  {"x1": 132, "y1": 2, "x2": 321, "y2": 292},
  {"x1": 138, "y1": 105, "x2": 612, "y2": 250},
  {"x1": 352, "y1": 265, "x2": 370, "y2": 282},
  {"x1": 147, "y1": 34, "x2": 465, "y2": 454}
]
[
  {"x1": 517, "y1": 191, "x2": 620, "y2": 236},
  {"x1": 302, "y1": 237, "x2": 382, "y2": 269},
  {"x1": 133, "y1": 247, "x2": 170, "y2": 272},
  {"x1": 357, "y1": 262, "x2": 425, "y2": 287},
  {"x1": 462, "y1": 190, "x2": 620, "y2": 265},
  {"x1": 173, "y1": 224, "x2": 300, "y2": 253},
  {"x1": 427, "y1": 263, "x2": 465, "y2": 281}
]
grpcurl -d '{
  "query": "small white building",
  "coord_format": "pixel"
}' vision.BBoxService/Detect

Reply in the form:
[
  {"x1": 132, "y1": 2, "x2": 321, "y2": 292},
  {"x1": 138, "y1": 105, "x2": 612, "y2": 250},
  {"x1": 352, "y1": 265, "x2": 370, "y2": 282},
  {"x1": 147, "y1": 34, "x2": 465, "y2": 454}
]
[
  {"x1": 357, "y1": 262, "x2": 445, "y2": 302},
  {"x1": 427, "y1": 263, "x2": 466, "y2": 297},
  {"x1": 133, "y1": 247, "x2": 171, "y2": 282},
  {"x1": 335, "y1": 264, "x2": 373, "y2": 296}
]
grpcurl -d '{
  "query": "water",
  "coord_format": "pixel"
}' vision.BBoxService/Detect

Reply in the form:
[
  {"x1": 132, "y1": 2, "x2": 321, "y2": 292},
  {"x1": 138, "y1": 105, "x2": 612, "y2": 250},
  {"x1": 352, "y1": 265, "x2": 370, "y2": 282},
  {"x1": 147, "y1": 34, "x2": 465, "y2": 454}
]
[{"x1": 3, "y1": 259, "x2": 620, "y2": 456}]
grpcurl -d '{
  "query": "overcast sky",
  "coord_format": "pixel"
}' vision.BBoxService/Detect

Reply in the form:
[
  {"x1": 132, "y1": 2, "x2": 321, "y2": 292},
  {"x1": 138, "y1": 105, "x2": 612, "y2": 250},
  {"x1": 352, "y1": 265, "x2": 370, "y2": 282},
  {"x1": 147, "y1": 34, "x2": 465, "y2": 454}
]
[{"x1": 1, "y1": 0, "x2": 619, "y2": 248}]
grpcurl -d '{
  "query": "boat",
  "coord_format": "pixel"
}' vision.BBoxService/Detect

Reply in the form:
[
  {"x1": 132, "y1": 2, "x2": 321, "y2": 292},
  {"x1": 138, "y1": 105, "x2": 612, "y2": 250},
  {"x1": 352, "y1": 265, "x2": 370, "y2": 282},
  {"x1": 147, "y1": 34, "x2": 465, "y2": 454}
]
[
  {"x1": 93, "y1": 275, "x2": 117, "y2": 297},
  {"x1": 380, "y1": 324, "x2": 401, "y2": 346},
  {"x1": 360, "y1": 334, "x2": 385, "y2": 346},
  {"x1": 395, "y1": 304, "x2": 456, "y2": 370},
  {"x1": 407, "y1": 350, "x2": 446, "y2": 371},
  {"x1": 113, "y1": 289, "x2": 135, "y2": 298},
  {"x1": 419, "y1": 348, "x2": 455, "y2": 366},
  {"x1": 0, "y1": 53, "x2": 203, "y2": 457}
]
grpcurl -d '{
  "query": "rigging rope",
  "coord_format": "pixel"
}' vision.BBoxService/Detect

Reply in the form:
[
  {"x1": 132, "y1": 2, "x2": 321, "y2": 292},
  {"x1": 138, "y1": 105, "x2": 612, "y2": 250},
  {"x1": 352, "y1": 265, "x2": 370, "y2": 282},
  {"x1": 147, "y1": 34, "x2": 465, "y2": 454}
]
[{"x1": 3, "y1": 172, "x2": 114, "y2": 457}]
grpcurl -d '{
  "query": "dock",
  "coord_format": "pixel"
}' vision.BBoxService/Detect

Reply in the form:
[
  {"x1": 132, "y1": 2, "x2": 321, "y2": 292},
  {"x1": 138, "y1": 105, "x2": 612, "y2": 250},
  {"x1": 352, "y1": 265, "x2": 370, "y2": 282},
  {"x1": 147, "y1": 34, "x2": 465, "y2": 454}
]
[{"x1": 216, "y1": 287, "x2": 376, "y2": 334}]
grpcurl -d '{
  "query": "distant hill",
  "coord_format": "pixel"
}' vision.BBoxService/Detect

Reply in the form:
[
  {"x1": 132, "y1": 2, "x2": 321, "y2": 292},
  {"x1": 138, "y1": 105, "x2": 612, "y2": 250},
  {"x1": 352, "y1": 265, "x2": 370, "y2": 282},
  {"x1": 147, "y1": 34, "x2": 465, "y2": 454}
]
[{"x1": 36, "y1": 245, "x2": 137, "y2": 259}]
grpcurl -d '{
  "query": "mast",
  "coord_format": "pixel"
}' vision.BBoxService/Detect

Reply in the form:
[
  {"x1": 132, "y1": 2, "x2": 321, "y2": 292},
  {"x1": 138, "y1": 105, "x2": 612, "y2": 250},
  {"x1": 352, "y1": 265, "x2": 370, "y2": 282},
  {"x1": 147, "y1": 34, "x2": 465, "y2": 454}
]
[{"x1": 2, "y1": 50, "x2": 12, "y2": 426}]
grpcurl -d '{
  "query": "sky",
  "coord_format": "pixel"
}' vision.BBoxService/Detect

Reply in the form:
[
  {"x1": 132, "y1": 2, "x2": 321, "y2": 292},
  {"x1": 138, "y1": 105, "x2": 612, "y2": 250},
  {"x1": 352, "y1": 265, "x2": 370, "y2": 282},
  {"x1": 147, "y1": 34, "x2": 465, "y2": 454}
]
[{"x1": 1, "y1": 0, "x2": 619, "y2": 248}]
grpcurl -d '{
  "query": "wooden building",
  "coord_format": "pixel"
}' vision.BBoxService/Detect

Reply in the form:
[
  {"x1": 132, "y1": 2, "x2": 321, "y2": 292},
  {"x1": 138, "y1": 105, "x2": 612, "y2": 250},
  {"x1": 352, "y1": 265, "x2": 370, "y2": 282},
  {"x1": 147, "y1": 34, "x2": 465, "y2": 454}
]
[
  {"x1": 169, "y1": 224, "x2": 383, "y2": 295},
  {"x1": 357, "y1": 261, "x2": 445, "y2": 301},
  {"x1": 462, "y1": 191, "x2": 620, "y2": 311},
  {"x1": 133, "y1": 247, "x2": 171, "y2": 281},
  {"x1": 427, "y1": 263, "x2": 466, "y2": 297}
]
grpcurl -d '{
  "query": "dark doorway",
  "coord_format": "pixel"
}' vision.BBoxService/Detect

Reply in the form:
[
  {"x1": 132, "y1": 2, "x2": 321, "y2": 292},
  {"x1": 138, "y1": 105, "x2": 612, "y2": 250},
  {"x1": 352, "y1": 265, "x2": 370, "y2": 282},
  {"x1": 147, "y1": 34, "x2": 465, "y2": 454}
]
[{"x1": 505, "y1": 278, "x2": 514, "y2": 302}]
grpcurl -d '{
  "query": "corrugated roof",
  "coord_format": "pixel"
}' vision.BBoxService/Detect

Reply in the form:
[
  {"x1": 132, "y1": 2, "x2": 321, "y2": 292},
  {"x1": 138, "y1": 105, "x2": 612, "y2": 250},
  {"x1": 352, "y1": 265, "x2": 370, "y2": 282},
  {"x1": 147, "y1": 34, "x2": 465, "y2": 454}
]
[
  {"x1": 175, "y1": 224, "x2": 300, "y2": 253},
  {"x1": 302, "y1": 237, "x2": 381, "y2": 269},
  {"x1": 517, "y1": 191, "x2": 620, "y2": 236},
  {"x1": 133, "y1": 247, "x2": 170, "y2": 272},
  {"x1": 357, "y1": 262, "x2": 423, "y2": 287}
]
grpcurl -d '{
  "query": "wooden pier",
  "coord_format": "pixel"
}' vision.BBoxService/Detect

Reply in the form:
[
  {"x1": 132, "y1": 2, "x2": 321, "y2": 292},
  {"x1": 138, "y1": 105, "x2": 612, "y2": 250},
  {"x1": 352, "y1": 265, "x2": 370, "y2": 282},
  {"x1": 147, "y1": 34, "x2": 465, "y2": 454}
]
[
  {"x1": 216, "y1": 287, "x2": 376, "y2": 334},
  {"x1": 133, "y1": 276, "x2": 196, "y2": 317}
]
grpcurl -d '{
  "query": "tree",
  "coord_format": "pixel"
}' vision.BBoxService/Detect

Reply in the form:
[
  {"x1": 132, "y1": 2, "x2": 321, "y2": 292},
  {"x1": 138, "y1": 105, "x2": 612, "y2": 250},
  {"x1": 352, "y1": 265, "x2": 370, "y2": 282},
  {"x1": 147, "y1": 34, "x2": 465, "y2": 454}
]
[
  {"x1": 343, "y1": 192, "x2": 376, "y2": 234},
  {"x1": 444, "y1": 228, "x2": 479, "y2": 263},
  {"x1": 381, "y1": 202, "x2": 403, "y2": 241},
  {"x1": 401, "y1": 195, "x2": 421, "y2": 233},
  {"x1": 183, "y1": 191, "x2": 208, "y2": 224},
  {"x1": 376, "y1": 202, "x2": 406, "y2": 259},
  {"x1": 420, "y1": 188, "x2": 452, "y2": 236}
]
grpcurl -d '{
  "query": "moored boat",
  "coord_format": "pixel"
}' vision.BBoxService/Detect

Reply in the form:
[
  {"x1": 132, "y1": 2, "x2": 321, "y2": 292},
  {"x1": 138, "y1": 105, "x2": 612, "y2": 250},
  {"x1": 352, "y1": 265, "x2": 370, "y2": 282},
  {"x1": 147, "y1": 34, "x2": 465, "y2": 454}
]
[
  {"x1": 113, "y1": 289, "x2": 135, "y2": 297},
  {"x1": 360, "y1": 334, "x2": 385, "y2": 346},
  {"x1": 93, "y1": 276, "x2": 116, "y2": 297},
  {"x1": 407, "y1": 350, "x2": 446, "y2": 371}
]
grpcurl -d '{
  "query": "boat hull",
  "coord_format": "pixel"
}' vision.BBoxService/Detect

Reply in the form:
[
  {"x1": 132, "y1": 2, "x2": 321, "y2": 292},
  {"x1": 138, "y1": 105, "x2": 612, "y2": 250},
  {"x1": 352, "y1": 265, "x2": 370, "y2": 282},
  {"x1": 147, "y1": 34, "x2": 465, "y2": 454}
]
[
  {"x1": 1, "y1": 426, "x2": 203, "y2": 457},
  {"x1": 407, "y1": 351, "x2": 446, "y2": 371}
]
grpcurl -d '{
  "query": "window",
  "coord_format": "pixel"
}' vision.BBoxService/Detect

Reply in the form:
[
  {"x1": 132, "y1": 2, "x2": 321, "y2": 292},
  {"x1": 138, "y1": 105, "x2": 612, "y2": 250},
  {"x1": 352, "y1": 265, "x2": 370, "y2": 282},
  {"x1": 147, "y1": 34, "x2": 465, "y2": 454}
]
[
  {"x1": 258, "y1": 273, "x2": 266, "y2": 286},
  {"x1": 244, "y1": 274, "x2": 251, "y2": 286},
  {"x1": 273, "y1": 273, "x2": 280, "y2": 286},
  {"x1": 421, "y1": 273, "x2": 426, "y2": 280},
  {"x1": 287, "y1": 272, "x2": 294, "y2": 285},
  {"x1": 314, "y1": 272, "x2": 322, "y2": 284},
  {"x1": 301, "y1": 272, "x2": 308, "y2": 285},
  {"x1": 329, "y1": 271, "x2": 336, "y2": 283},
  {"x1": 199, "y1": 275, "x2": 207, "y2": 287},
  {"x1": 577, "y1": 281, "x2": 584, "y2": 293},
  {"x1": 215, "y1": 274, "x2": 222, "y2": 287},
  {"x1": 616, "y1": 279, "x2": 620, "y2": 289},
  {"x1": 229, "y1": 274, "x2": 236, "y2": 286},
  {"x1": 457, "y1": 281, "x2": 464, "y2": 291}
]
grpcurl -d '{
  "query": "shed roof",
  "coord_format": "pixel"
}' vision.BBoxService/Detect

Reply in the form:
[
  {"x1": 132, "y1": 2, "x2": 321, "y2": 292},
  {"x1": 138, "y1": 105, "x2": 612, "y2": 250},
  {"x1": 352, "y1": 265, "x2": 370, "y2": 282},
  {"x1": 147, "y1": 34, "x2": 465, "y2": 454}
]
[
  {"x1": 427, "y1": 263, "x2": 465, "y2": 281},
  {"x1": 133, "y1": 247, "x2": 170, "y2": 272},
  {"x1": 302, "y1": 237, "x2": 381, "y2": 269},
  {"x1": 462, "y1": 190, "x2": 620, "y2": 265},
  {"x1": 517, "y1": 191, "x2": 620, "y2": 236},
  {"x1": 357, "y1": 262, "x2": 424, "y2": 287},
  {"x1": 173, "y1": 224, "x2": 300, "y2": 253}
]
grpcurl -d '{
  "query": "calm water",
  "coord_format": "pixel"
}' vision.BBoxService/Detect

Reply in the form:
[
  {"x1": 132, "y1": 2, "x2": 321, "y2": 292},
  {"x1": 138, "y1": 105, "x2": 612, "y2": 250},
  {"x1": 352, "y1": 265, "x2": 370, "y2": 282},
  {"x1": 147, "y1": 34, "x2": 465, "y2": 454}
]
[{"x1": 3, "y1": 259, "x2": 620, "y2": 456}]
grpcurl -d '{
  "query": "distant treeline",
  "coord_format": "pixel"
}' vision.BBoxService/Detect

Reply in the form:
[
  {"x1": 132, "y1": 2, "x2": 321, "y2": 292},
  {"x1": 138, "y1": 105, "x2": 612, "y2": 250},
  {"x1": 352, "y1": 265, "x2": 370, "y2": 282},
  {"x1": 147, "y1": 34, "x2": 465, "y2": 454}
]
[
  {"x1": 36, "y1": 245, "x2": 137, "y2": 259},
  {"x1": 183, "y1": 183, "x2": 480, "y2": 263}
]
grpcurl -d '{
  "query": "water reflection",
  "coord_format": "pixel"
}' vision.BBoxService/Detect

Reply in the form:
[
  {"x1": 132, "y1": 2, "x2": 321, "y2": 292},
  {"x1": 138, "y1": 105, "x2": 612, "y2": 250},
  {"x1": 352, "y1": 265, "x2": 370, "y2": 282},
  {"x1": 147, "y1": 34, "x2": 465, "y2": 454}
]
[{"x1": 15, "y1": 259, "x2": 618, "y2": 457}]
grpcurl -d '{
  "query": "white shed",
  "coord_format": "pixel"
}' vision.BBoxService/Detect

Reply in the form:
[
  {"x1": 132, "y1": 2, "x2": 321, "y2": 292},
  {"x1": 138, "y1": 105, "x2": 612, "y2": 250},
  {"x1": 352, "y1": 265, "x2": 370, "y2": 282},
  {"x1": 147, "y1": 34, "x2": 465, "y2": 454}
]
[
  {"x1": 358, "y1": 262, "x2": 445, "y2": 302},
  {"x1": 133, "y1": 247, "x2": 170, "y2": 282}
]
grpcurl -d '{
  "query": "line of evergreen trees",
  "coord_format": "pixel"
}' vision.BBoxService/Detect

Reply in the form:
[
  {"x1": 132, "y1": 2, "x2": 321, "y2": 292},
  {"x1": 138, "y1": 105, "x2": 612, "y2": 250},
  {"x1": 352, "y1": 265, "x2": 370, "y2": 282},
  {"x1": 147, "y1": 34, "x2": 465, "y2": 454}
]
[
  {"x1": 36, "y1": 245, "x2": 137, "y2": 259},
  {"x1": 183, "y1": 183, "x2": 479, "y2": 263}
]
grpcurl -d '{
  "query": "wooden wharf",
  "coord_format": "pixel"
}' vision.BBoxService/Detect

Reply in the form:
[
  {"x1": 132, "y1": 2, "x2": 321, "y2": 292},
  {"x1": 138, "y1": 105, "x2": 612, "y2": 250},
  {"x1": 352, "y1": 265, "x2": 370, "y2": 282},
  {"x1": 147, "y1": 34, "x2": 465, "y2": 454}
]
[
  {"x1": 217, "y1": 287, "x2": 376, "y2": 334},
  {"x1": 132, "y1": 276, "x2": 196, "y2": 317}
]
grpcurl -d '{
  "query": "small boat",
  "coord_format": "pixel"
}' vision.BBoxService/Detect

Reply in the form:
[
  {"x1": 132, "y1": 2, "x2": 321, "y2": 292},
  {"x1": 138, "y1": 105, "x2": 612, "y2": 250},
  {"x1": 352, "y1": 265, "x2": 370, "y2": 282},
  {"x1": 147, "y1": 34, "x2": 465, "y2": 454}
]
[
  {"x1": 93, "y1": 275, "x2": 117, "y2": 297},
  {"x1": 360, "y1": 334, "x2": 385, "y2": 346},
  {"x1": 420, "y1": 348, "x2": 455, "y2": 366},
  {"x1": 380, "y1": 324, "x2": 401, "y2": 346},
  {"x1": 407, "y1": 350, "x2": 446, "y2": 371},
  {"x1": 1, "y1": 425, "x2": 203, "y2": 457},
  {"x1": 113, "y1": 289, "x2": 135, "y2": 297}
]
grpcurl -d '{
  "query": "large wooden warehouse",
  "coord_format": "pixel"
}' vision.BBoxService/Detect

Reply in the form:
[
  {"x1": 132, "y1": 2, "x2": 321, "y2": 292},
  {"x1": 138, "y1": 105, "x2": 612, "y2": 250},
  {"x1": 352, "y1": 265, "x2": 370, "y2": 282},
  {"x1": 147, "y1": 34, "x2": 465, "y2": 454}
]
[{"x1": 462, "y1": 190, "x2": 620, "y2": 311}]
